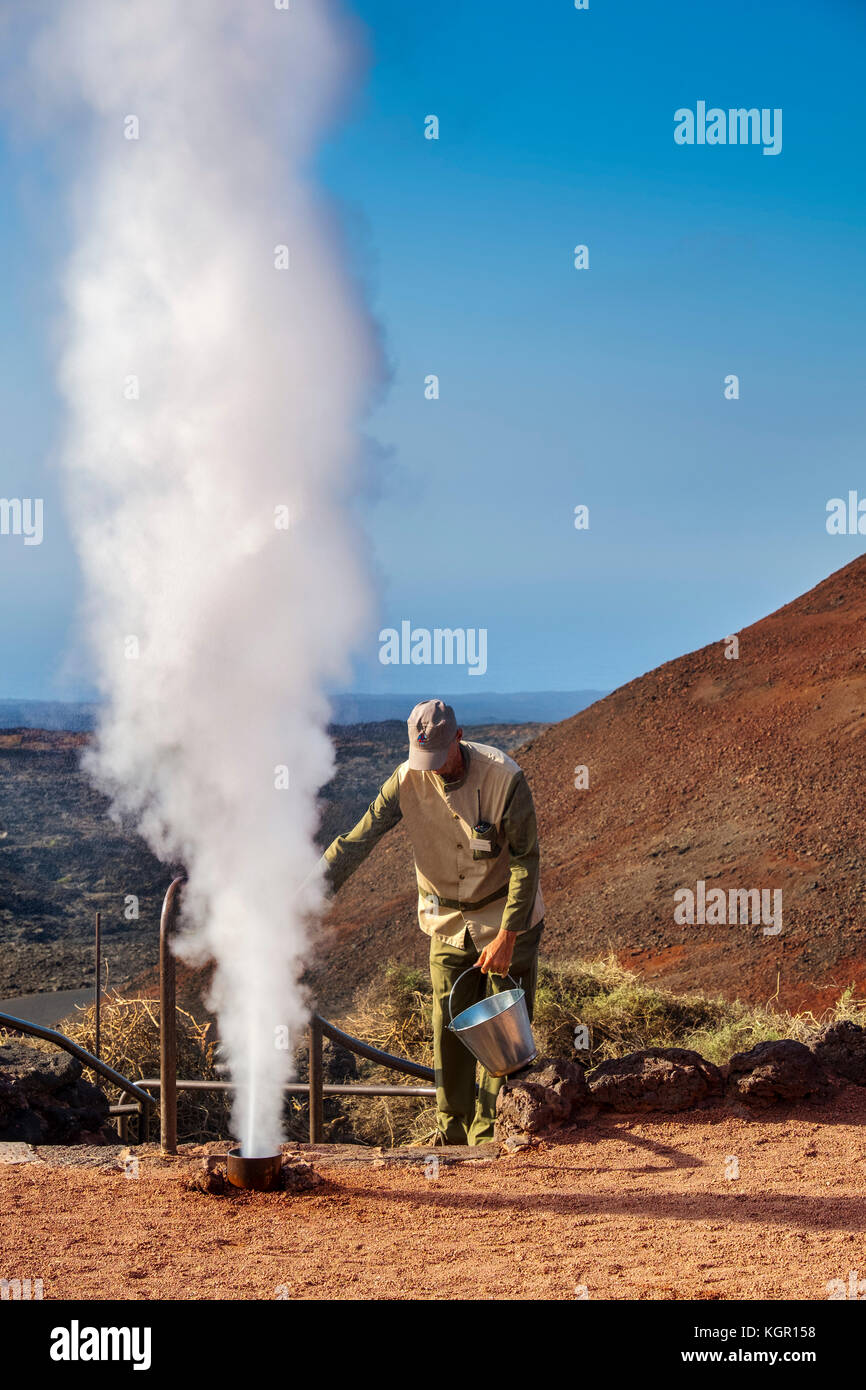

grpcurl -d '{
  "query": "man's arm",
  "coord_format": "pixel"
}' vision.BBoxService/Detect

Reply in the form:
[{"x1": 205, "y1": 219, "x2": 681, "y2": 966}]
[
  {"x1": 500, "y1": 771, "x2": 540, "y2": 933},
  {"x1": 477, "y1": 771, "x2": 540, "y2": 973},
  {"x1": 321, "y1": 768, "x2": 403, "y2": 894}
]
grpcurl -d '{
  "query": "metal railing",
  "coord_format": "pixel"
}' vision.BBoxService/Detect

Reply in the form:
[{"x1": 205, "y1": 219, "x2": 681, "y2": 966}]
[
  {"x1": 0, "y1": 879, "x2": 436, "y2": 1153},
  {"x1": 158, "y1": 877, "x2": 435, "y2": 1153},
  {"x1": 0, "y1": 1010, "x2": 156, "y2": 1142}
]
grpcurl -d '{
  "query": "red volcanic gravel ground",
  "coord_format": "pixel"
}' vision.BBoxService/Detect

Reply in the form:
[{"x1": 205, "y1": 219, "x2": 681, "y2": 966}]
[{"x1": 2, "y1": 1087, "x2": 865, "y2": 1301}]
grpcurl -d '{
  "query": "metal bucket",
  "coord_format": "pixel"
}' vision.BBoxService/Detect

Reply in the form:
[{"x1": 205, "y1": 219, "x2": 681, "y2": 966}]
[
  {"x1": 226, "y1": 1146, "x2": 283, "y2": 1191},
  {"x1": 447, "y1": 966, "x2": 537, "y2": 1077}
]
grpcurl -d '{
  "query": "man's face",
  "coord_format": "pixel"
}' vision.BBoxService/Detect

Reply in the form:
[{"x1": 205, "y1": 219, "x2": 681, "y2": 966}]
[{"x1": 432, "y1": 729, "x2": 464, "y2": 778}]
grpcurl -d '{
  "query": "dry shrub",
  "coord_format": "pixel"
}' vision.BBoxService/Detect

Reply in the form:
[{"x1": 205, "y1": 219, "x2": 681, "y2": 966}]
[
  {"x1": 536, "y1": 954, "x2": 866, "y2": 1066},
  {"x1": 329, "y1": 956, "x2": 866, "y2": 1146},
  {"x1": 57, "y1": 991, "x2": 231, "y2": 1143},
  {"x1": 337, "y1": 963, "x2": 437, "y2": 1147},
  {"x1": 342, "y1": 961, "x2": 434, "y2": 1061}
]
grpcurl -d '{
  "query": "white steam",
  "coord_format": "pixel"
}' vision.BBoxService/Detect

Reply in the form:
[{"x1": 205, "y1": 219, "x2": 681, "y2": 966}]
[{"x1": 21, "y1": 2, "x2": 380, "y2": 1154}]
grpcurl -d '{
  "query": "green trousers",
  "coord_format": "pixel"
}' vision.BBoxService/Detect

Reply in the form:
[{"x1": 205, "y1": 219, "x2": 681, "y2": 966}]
[{"x1": 429, "y1": 920, "x2": 543, "y2": 1146}]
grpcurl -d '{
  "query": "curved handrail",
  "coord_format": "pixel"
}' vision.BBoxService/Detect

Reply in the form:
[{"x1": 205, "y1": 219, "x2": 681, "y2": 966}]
[
  {"x1": 0, "y1": 1011, "x2": 154, "y2": 1109},
  {"x1": 314, "y1": 1013, "x2": 434, "y2": 1082}
]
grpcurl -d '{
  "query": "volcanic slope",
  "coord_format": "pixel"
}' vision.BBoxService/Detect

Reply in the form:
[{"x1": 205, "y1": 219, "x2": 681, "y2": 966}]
[{"x1": 314, "y1": 555, "x2": 866, "y2": 1013}]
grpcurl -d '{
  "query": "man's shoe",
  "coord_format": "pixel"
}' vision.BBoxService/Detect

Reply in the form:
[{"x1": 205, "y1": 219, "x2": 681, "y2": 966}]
[{"x1": 408, "y1": 1130, "x2": 465, "y2": 1148}]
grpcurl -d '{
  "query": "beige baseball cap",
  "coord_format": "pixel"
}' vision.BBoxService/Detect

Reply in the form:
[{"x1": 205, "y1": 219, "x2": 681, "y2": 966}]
[{"x1": 407, "y1": 699, "x2": 458, "y2": 771}]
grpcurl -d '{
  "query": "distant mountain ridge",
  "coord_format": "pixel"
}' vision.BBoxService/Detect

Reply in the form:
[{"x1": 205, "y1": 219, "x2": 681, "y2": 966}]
[
  {"x1": 0, "y1": 690, "x2": 606, "y2": 731},
  {"x1": 0, "y1": 701, "x2": 99, "y2": 732},
  {"x1": 329, "y1": 691, "x2": 606, "y2": 724}
]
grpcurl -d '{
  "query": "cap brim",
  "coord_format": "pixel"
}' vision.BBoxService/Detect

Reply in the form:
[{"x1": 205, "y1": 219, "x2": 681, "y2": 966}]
[{"x1": 407, "y1": 744, "x2": 449, "y2": 771}]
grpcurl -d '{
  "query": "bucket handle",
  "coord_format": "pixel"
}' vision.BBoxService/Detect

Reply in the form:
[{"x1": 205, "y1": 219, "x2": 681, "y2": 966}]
[{"x1": 446, "y1": 964, "x2": 520, "y2": 1028}]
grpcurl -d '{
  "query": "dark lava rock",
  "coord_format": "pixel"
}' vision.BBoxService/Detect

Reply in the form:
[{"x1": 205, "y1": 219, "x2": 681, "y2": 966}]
[
  {"x1": 495, "y1": 1056, "x2": 590, "y2": 1138},
  {"x1": 0, "y1": 1040, "x2": 110, "y2": 1143},
  {"x1": 588, "y1": 1047, "x2": 724, "y2": 1112},
  {"x1": 279, "y1": 1156, "x2": 322, "y2": 1193},
  {"x1": 809, "y1": 1020, "x2": 866, "y2": 1085},
  {"x1": 185, "y1": 1158, "x2": 228, "y2": 1194},
  {"x1": 294, "y1": 1037, "x2": 358, "y2": 1085},
  {"x1": 725, "y1": 1040, "x2": 829, "y2": 1108}
]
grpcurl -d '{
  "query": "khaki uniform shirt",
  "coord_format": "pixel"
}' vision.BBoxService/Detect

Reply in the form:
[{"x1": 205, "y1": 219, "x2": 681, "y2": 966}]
[{"x1": 323, "y1": 741, "x2": 544, "y2": 949}]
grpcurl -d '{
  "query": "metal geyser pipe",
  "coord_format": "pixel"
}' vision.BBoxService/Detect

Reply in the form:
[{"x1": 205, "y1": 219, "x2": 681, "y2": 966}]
[{"x1": 159, "y1": 874, "x2": 186, "y2": 1154}]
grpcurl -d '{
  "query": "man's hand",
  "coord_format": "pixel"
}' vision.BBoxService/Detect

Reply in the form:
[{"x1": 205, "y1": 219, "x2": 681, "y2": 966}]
[{"x1": 477, "y1": 928, "x2": 516, "y2": 977}]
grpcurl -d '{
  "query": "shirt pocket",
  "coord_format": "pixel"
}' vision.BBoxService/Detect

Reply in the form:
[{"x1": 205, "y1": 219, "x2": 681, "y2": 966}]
[{"x1": 470, "y1": 823, "x2": 501, "y2": 861}]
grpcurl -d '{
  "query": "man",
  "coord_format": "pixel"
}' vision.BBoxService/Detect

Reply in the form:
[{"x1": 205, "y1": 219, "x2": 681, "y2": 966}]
[{"x1": 322, "y1": 698, "x2": 544, "y2": 1146}]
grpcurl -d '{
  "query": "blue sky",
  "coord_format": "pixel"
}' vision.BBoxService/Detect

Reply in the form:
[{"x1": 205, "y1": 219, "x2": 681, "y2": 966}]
[{"x1": 2, "y1": 0, "x2": 865, "y2": 700}]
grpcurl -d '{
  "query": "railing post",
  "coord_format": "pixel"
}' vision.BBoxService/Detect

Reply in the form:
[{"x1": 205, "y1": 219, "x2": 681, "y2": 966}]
[
  {"x1": 309, "y1": 1015, "x2": 324, "y2": 1144},
  {"x1": 94, "y1": 910, "x2": 102, "y2": 1060},
  {"x1": 159, "y1": 875, "x2": 186, "y2": 1155}
]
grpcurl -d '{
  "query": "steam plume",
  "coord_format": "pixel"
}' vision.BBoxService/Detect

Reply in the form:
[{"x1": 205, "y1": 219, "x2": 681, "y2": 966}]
[{"x1": 17, "y1": 1, "x2": 380, "y2": 1154}]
